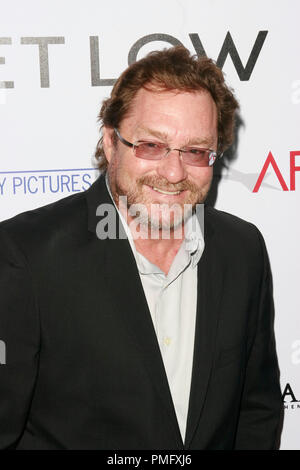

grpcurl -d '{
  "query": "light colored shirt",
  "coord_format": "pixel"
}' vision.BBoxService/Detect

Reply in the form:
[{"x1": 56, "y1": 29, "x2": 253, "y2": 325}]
[{"x1": 105, "y1": 173, "x2": 205, "y2": 443}]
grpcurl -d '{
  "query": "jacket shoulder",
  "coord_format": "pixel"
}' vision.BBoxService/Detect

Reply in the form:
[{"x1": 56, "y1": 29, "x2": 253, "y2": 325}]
[
  {"x1": 0, "y1": 190, "x2": 88, "y2": 255},
  {"x1": 205, "y1": 205, "x2": 260, "y2": 238},
  {"x1": 204, "y1": 205, "x2": 267, "y2": 265}
]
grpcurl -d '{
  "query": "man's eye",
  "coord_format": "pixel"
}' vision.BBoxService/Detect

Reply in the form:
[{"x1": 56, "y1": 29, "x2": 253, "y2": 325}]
[
  {"x1": 187, "y1": 148, "x2": 206, "y2": 156},
  {"x1": 144, "y1": 142, "x2": 160, "y2": 149},
  {"x1": 138, "y1": 142, "x2": 164, "y2": 151}
]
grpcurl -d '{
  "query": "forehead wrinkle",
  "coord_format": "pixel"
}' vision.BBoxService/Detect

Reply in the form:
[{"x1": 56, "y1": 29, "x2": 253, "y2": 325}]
[{"x1": 135, "y1": 125, "x2": 215, "y2": 148}]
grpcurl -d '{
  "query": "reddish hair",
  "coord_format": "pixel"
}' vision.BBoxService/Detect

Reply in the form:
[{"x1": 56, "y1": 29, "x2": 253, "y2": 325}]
[{"x1": 94, "y1": 46, "x2": 239, "y2": 171}]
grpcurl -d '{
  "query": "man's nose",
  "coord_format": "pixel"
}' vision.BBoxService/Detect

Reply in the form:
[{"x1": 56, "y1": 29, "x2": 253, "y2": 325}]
[{"x1": 156, "y1": 149, "x2": 187, "y2": 183}]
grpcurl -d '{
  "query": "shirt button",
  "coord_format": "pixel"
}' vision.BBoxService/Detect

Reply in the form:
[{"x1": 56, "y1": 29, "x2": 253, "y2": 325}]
[{"x1": 164, "y1": 337, "x2": 172, "y2": 346}]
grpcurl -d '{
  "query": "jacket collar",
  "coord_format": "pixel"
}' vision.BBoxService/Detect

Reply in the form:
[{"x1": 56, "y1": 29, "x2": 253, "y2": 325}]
[{"x1": 86, "y1": 172, "x2": 112, "y2": 234}]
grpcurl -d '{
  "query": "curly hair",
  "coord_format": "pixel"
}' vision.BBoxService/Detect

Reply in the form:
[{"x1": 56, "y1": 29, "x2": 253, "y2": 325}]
[{"x1": 94, "y1": 46, "x2": 239, "y2": 171}]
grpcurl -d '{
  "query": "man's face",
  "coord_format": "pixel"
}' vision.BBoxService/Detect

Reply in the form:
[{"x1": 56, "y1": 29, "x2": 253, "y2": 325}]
[{"x1": 103, "y1": 86, "x2": 218, "y2": 231}]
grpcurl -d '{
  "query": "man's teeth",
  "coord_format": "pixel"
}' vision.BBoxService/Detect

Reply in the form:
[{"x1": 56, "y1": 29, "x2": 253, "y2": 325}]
[{"x1": 152, "y1": 187, "x2": 181, "y2": 195}]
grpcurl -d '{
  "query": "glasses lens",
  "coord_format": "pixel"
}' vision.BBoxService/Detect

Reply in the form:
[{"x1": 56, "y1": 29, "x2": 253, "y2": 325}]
[
  {"x1": 134, "y1": 142, "x2": 166, "y2": 160},
  {"x1": 182, "y1": 148, "x2": 212, "y2": 167},
  {"x1": 134, "y1": 142, "x2": 217, "y2": 166}
]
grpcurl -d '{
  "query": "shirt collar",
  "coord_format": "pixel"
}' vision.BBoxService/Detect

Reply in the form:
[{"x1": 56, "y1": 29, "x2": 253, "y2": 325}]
[{"x1": 183, "y1": 212, "x2": 205, "y2": 268}]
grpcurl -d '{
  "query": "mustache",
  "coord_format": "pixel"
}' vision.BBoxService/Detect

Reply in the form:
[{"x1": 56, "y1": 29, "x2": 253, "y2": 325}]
[{"x1": 138, "y1": 176, "x2": 198, "y2": 192}]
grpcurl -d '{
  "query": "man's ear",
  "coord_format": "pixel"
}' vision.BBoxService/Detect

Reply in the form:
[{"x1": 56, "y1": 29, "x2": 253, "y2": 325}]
[{"x1": 102, "y1": 127, "x2": 116, "y2": 163}]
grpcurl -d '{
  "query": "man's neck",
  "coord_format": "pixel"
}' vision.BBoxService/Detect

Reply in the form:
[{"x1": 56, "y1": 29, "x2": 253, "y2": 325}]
[
  {"x1": 118, "y1": 203, "x2": 186, "y2": 275},
  {"x1": 133, "y1": 236, "x2": 184, "y2": 275}
]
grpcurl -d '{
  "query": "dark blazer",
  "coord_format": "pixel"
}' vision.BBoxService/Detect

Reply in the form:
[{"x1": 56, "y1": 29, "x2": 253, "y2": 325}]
[{"x1": 0, "y1": 174, "x2": 283, "y2": 450}]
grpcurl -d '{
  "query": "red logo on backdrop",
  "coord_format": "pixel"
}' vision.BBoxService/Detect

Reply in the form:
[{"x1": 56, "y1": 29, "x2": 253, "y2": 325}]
[{"x1": 253, "y1": 151, "x2": 300, "y2": 192}]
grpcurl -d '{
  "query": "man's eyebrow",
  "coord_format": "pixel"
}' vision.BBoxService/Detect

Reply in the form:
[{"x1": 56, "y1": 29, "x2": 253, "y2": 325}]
[
  {"x1": 136, "y1": 126, "x2": 169, "y2": 141},
  {"x1": 185, "y1": 136, "x2": 215, "y2": 148},
  {"x1": 136, "y1": 126, "x2": 215, "y2": 148}
]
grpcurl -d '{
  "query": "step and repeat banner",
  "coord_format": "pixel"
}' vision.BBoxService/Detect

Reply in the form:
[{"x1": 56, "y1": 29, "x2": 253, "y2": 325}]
[{"x1": 0, "y1": 0, "x2": 299, "y2": 450}]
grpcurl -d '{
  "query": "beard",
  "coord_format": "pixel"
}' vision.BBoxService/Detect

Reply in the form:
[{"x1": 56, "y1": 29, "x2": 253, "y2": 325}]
[{"x1": 107, "y1": 167, "x2": 211, "y2": 232}]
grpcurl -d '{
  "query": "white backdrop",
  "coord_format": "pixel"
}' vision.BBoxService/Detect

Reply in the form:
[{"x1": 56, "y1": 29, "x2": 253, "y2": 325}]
[{"x1": 0, "y1": 0, "x2": 299, "y2": 450}]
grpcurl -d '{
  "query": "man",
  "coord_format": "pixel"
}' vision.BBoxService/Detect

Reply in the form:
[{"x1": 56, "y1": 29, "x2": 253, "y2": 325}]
[{"x1": 0, "y1": 46, "x2": 283, "y2": 449}]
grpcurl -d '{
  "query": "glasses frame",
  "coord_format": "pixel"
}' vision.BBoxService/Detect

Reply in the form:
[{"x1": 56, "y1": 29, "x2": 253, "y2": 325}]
[{"x1": 113, "y1": 128, "x2": 222, "y2": 167}]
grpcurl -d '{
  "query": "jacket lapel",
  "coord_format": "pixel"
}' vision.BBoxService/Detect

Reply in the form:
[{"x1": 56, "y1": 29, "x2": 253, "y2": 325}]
[
  {"x1": 184, "y1": 209, "x2": 224, "y2": 448},
  {"x1": 85, "y1": 174, "x2": 183, "y2": 448}
]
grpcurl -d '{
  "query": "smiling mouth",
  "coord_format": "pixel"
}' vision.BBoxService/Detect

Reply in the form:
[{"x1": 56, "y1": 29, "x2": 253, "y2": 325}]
[{"x1": 151, "y1": 186, "x2": 183, "y2": 195}]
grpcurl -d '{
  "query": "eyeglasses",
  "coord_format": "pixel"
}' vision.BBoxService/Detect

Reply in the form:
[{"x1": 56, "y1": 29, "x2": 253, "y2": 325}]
[{"x1": 114, "y1": 128, "x2": 222, "y2": 167}]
